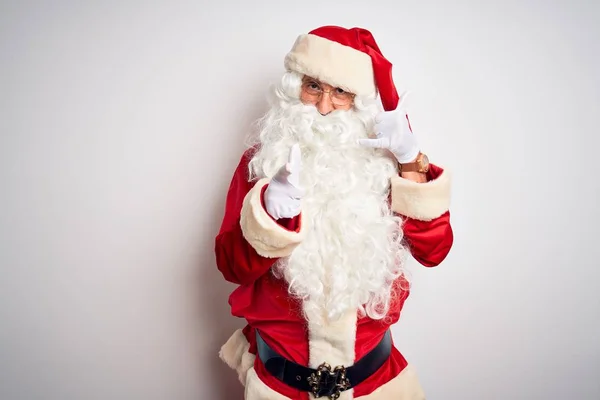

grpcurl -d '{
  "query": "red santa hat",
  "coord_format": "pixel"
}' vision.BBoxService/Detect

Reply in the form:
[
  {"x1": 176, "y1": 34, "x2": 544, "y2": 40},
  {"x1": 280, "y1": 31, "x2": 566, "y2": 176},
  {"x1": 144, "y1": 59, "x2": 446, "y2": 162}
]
[{"x1": 284, "y1": 25, "x2": 400, "y2": 111}]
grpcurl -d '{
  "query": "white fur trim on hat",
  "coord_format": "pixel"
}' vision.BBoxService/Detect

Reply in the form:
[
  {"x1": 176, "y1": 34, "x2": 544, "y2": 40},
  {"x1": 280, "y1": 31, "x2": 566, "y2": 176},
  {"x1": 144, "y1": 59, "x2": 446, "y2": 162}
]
[
  {"x1": 284, "y1": 34, "x2": 376, "y2": 97},
  {"x1": 391, "y1": 169, "x2": 451, "y2": 221},
  {"x1": 219, "y1": 329, "x2": 256, "y2": 386},
  {"x1": 240, "y1": 178, "x2": 305, "y2": 258}
]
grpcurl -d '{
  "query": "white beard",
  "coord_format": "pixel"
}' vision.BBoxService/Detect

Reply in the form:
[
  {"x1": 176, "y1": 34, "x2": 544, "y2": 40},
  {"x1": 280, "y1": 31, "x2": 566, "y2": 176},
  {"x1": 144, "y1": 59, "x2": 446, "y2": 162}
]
[{"x1": 248, "y1": 99, "x2": 408, "y2": 324}]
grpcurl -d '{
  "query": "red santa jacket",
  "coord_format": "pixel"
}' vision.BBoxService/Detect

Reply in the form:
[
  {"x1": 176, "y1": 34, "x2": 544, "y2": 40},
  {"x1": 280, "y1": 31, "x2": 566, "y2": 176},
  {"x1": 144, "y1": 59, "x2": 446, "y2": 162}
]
[{"x1": 216, "y1": 148, "x2": 453, "y2": 400}]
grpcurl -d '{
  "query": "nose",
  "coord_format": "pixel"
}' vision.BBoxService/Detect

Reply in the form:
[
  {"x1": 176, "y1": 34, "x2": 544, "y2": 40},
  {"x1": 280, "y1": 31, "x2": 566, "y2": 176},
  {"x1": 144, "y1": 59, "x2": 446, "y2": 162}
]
[{"x1": 315, "y1": 93, "x2": 334, "y2": 116}]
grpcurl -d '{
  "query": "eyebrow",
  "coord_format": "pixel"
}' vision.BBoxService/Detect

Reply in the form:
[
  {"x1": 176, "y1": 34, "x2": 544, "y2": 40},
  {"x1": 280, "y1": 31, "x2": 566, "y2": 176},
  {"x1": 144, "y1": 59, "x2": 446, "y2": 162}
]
[
  {"x1": 302, "y1": 77, "x2": 335, "y2": 88},
  {"x1": 303, "y1": 77, "x2": 320, "y2": 84}
]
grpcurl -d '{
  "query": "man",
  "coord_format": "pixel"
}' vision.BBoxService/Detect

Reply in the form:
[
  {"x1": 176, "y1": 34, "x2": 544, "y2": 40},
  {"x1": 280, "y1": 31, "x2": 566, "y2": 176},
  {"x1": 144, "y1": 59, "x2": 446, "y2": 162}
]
[{"x1": 215, "y1": 25, "x2": 453, "y2": 400}]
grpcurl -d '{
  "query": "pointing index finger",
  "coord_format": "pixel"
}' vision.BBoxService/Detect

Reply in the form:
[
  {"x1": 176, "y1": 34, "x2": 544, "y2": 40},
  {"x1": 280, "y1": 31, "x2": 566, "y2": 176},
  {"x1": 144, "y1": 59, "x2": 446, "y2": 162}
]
[{"x1": 288, "y1": 144, "x2": 301, "y2": 172}]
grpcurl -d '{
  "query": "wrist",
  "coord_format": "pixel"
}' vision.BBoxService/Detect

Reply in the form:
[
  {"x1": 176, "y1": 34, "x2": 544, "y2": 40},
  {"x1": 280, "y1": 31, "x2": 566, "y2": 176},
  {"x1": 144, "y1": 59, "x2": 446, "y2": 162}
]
[
  {"x1": 398, "y1": 152, "x2": 430, "y2": 181},
  {"x1": 400, "y1": 170, "x2": 427, "y2": 183},
  {"x1": 394, "y1": 147, "x2": 420, "y2": 164}
]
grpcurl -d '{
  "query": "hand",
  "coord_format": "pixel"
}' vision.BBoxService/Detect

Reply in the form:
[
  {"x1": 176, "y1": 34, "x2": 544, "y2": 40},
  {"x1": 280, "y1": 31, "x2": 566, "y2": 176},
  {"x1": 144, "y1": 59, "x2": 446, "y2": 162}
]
[
  {"x1": 358, "y1": 95, "x2": 420, "y2": 163},
  {"x1": 264, "y1": 144, "x2": 304, "y2": 220}
]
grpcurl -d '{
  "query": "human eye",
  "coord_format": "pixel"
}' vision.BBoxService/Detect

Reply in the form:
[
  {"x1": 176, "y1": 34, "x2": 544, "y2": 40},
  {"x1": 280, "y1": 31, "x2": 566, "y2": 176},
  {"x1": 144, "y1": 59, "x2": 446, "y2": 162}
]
[{"x1": 308, "y1": 81, "x2": 321, "y2": 91}]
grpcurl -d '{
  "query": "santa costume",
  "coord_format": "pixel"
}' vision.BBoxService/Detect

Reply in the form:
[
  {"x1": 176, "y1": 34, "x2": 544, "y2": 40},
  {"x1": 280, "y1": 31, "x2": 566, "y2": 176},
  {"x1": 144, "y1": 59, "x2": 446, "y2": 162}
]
[{"x1": 215, "y1": 25, "x2": 453, "y2": 400}]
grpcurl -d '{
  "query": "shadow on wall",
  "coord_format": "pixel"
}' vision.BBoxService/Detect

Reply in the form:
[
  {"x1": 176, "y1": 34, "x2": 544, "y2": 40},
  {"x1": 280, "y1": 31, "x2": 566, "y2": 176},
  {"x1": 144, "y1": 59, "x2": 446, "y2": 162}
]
[
  {"x1": 195, "y1": 195, "x2": 246, "y2": 399},
  {"x1": 192, "y1": 75, "x2": 276, "y2": 399}
]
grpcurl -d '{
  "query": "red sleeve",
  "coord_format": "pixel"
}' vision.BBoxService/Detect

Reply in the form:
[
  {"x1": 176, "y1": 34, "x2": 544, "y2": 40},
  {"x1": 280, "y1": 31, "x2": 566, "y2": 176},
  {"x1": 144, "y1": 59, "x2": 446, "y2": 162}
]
[
  {"x1": 214, "y1": 150, "x2": 299, "y2": 285},
  {"x1": 398, "y1": 164, "x2": 453, "y2": 267},
  {"x1": 402, "y1": 211, "x2": 453, "y2": 267}
]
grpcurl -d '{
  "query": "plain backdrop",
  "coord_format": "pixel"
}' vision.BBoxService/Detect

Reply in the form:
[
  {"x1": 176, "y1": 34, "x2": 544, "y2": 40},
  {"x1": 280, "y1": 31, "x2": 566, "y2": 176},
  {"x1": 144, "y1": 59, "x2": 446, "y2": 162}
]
[{"x1": 1, "y1": 1, "x2": 599, "y2": 399}]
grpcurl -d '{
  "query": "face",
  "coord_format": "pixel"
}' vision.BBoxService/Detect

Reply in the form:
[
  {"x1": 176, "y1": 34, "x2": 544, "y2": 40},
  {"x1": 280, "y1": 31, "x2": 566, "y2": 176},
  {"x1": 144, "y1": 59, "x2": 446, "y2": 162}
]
[{"x1": 300, "y1": 75, "x2": 355, "y2": 115}]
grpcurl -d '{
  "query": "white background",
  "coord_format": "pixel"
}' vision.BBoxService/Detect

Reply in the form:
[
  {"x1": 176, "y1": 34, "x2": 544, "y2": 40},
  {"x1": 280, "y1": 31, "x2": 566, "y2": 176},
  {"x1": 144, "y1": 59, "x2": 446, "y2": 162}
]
[{"x1": 1, "y1": 0, "x2": 599, "y2": 399}]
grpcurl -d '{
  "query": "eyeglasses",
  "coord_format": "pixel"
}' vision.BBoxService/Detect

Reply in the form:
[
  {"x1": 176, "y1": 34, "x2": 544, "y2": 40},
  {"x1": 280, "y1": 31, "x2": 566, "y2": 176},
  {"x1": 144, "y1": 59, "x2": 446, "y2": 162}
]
[{"x1": 301, "y1": 78, "x2": 355, "y2": 107}]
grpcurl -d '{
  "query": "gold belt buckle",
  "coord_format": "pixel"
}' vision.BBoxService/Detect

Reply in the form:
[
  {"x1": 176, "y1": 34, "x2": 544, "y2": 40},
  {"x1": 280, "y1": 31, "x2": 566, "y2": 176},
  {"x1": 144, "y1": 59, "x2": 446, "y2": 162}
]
[{"x1": 307, "y1": 362, "x2": 351, "y2": 399}]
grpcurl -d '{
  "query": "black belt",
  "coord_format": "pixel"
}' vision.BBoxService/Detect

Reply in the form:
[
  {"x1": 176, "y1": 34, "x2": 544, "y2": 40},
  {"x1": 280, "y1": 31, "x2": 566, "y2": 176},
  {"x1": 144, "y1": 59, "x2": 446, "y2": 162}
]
[{"x1": 256, "y1": 329, "x2": 392, "y2": 399}]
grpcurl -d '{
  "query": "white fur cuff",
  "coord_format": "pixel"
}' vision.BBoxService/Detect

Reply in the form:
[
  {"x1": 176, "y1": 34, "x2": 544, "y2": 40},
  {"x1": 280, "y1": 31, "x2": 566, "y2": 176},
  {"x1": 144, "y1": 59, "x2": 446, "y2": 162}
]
[
  {"x1": 240, "y1": 178, "x2": 305, "y2": 258},
  {"x1": 391, "y1": 169, "x2": 451, "y2": 221}
]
